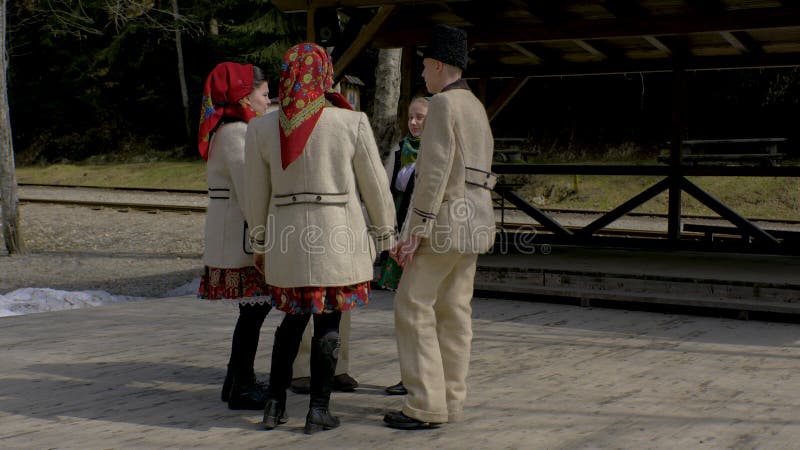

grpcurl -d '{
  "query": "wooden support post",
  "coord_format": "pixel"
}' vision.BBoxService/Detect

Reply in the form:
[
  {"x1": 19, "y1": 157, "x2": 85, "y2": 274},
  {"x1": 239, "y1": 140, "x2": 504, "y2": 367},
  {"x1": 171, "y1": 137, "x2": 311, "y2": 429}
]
[
  {"x1": 398, "y1": 46, "x2": 413, "y2": 135},
  {"x1": 668, "y1": 62, "x2": 685, "y2": 241},
  {"x1": 333, "y1": 6, "x2": 396, "y2": 83},
  {"x1": 306, "y1": 1, "x2": 316, "y2": 42}
]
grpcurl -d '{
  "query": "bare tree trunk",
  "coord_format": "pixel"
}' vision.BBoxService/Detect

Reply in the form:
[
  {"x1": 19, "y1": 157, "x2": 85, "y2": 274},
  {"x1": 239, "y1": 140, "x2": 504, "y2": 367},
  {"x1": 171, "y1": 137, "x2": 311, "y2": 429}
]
[
  {"x1": 172, "y1": 0, "x2": 190, "y2": 140},
  {"x1": 371, "y1": 48, "x2": 402, "y2": 162},
  {"x1": 0, "y1": 0, "x2": 25, "y2": 254}
]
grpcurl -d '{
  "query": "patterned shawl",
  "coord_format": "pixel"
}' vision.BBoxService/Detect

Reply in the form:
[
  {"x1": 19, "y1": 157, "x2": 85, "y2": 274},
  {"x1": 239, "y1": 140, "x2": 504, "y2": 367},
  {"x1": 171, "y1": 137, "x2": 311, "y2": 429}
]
[
  {"x1": 278, "y1": 43, "x2": 352, "y2": 169},
  {"x1": 198, "y1": 62, "x2": 257, "y2": 161}
]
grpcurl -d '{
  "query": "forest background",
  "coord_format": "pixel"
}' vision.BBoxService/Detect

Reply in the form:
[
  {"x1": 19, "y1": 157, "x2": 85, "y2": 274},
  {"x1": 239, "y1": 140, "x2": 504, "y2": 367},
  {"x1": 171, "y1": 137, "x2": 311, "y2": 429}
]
[{"x1": 7, "y1": 0, "x2": 800, "y2": 164}]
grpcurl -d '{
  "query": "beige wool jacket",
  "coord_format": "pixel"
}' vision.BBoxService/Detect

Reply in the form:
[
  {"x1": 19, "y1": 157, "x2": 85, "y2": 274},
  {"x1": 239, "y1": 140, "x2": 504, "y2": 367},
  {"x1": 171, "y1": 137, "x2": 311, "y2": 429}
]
[
  {"x1": 402, "y1": 86, "x2": 497, "y2": 254},
  {"x1": 244, "y1": 107, "x2": 397, "y2": 287},
  {"x1": 203, "y1": 121, "x2": 253, "y2": 268}
]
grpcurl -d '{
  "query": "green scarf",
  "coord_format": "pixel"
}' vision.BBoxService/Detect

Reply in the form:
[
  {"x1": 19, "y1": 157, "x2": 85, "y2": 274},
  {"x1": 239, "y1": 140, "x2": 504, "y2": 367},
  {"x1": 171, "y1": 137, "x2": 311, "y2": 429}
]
[{"x1": 400, "y1": 135, "x2": 420, "y2": 167}]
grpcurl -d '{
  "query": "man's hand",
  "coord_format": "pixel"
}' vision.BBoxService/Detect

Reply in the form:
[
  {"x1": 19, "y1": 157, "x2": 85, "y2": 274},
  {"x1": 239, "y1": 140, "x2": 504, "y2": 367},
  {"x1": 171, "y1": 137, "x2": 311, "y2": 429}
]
[
  {"x1": 391, "y1": 235, "x2": 421, "y2": 268},
  {"x1": 253, "y1": 253, "x2": 265, "y2": 275}
]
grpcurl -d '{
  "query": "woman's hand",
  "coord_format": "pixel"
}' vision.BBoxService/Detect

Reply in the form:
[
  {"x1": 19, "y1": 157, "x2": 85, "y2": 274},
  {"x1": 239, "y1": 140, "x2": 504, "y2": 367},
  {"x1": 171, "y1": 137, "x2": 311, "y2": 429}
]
[
  {"x1": 391, "y1": 235, "x2": 420, "y2": 268},
  {"x1": 253, "y1": 253, "x2": 265, "y2": 275}
]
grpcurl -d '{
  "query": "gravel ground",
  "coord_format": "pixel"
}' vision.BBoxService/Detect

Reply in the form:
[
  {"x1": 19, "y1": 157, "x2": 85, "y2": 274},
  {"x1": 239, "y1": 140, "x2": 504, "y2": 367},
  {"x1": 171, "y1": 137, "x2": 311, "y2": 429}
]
[{"x1": 0, "y1": 203, "x2": 204, "y2": 297}]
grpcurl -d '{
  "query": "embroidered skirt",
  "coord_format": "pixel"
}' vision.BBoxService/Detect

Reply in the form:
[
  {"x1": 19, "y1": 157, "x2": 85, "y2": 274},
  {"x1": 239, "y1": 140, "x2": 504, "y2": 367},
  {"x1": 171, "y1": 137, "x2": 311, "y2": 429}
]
[
  {"x1": 197, "y1": 266, "x2": 271, "y2": 305},
  {"x1": 267, "y1": 282, "x2": 371, "y2": 315}
]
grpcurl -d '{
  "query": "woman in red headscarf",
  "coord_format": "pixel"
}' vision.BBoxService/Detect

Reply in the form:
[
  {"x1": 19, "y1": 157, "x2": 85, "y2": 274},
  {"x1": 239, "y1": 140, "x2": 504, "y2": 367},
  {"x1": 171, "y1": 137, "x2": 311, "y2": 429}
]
[
  {"x1": 197, "y1": 62, "x2": 272, "y2": 411},
  {"x1": 244, "y1": 44, "x2": 396, "y2": 434}
]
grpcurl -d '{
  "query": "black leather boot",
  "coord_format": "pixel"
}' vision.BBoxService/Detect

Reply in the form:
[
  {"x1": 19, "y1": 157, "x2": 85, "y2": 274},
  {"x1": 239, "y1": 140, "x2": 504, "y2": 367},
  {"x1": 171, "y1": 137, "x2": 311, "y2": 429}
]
[
  {"x1": 223, "y1": 365, "x2": 268, "y2": 405},
  {"x1": 221, "y1": 364, "x2": 233, "y2": 402},
  {"x1": 228, "y1": 374, "x2": 268, "y2": 410},
  {"x1": 262, "y1": 391, "x2": 288, "y2": 430},
  {"x1": 263, "y1": 324, "x2": 302, "y2": 430},
  {"x1": 304, "y1": 333, "x2": 341, "y2": 434}
]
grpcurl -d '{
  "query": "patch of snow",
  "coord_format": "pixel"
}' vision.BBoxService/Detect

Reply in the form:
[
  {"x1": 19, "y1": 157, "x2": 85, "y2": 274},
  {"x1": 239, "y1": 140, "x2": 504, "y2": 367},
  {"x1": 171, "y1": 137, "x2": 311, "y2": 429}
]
[{"x1": 0, "y1": 287, "x2": 145, "y2": 317}]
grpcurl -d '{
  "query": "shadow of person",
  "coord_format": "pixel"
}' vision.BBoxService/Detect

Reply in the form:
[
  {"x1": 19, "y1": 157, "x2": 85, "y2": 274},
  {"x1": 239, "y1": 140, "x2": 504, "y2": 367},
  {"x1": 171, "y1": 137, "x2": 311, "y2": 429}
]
[{"x1": 1, "y1": 361, "x2": 255, "y2": 431}]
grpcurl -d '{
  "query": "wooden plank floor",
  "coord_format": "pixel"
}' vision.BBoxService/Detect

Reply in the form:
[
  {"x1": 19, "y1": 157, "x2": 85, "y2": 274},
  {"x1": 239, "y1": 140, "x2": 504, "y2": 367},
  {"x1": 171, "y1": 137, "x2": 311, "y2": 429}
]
[{"x1": 2, "y1": 292, "x2": 800, "y2": 449}]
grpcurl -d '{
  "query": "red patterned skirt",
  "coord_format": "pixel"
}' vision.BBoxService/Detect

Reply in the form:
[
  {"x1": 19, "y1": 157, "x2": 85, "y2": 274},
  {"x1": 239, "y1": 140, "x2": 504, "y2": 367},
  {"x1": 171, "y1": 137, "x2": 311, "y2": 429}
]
[
  {"x1": 197, "y1": 266, "x2": 270, "y2": 304},
  {"x1": 267, "y1": 282, "x2": 371, "y2": 315}
]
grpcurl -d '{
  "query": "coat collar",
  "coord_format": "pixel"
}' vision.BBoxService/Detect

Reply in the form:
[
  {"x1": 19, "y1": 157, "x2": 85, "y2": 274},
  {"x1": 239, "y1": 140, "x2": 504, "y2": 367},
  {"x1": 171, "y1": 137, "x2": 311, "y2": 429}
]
[{"x1": 440, "y1": 79, "x2": 471, "y2": 93}]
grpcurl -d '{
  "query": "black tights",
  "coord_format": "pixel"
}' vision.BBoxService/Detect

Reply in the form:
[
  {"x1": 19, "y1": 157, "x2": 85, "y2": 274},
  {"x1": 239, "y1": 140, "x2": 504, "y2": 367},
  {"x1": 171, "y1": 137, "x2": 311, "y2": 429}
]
[
  {"x1": 280, "y1": 311, "x2": 341, "y2": 342},
  {"x1": 268, "y1": 311, "x2": 341, "y2": 397},
  {"x1": 228, "y1": 302, "x2": 271, "y2": 379}
]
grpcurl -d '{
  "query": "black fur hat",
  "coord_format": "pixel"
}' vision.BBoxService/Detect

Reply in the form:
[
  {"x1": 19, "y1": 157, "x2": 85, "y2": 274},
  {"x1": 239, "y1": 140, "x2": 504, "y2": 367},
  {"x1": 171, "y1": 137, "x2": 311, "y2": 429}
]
[{"x1": 423, "y1": 24, "x2": 468, "y2": 70}]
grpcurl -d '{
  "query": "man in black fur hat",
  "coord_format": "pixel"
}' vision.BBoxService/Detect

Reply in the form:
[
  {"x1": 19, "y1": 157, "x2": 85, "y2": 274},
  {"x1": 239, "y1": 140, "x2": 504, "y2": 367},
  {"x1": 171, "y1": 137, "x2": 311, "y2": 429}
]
[{"x1": 384, "y1": 24, "x2": 496, "y2": 430}]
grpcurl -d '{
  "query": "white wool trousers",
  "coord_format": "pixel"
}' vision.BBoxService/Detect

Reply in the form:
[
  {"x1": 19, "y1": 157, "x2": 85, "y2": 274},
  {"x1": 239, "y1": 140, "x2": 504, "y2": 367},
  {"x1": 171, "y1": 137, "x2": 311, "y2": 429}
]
[{"x1": 394, "y1": 251, "x2": 478, "y2": 423}]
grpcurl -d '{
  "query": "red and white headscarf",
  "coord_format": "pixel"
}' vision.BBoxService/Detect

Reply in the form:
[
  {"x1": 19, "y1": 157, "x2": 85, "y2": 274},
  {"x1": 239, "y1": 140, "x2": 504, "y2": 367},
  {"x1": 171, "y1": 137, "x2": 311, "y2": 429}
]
[
  {"x1": 197, "y1": 62, "x2": 258, "y2": 161},
  {"x1": 278, "y1": 43, "x2": 352, "y2": 169}
]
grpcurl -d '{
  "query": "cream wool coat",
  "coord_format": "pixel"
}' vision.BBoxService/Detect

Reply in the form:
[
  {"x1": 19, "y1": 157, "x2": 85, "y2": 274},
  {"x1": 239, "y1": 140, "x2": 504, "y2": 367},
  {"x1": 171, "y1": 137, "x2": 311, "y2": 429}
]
[
  {"x1": 204, "y1": 121, "x2": 253, "y2": 268},
  {"x1": 244, "y1": 107, "x2": 396, "y2": 287},
  {"x1": 402, "y1": 88, "x2": 496, "y2": 254}
]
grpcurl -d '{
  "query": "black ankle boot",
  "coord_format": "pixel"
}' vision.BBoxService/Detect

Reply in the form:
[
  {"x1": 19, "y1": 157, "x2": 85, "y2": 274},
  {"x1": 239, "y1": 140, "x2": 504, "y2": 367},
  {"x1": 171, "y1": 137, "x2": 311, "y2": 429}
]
[
  {"x1": 262, "y1": 393, "x2": 288, "y2": 429},
  {"x1": 304, "y1": 406, "x2": 340, "y2": 433},
  {"x1": 228, "y1": 375, "x2": 267, "y2": 410},
  {"x1": 304, "y1": 333, "x2": 341, "y2": 434}
]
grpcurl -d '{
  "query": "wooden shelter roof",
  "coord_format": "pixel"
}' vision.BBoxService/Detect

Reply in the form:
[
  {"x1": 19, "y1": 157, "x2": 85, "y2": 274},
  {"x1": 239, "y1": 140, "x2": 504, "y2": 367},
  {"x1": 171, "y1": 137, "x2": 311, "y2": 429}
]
[{"x1": 272, "y1": 0, "x2": 800, "y2": 78}]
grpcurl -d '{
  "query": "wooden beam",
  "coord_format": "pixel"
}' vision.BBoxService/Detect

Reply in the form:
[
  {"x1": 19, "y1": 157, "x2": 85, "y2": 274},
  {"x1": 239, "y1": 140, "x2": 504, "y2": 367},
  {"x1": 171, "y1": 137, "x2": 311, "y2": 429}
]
[
  {"x1": 333, "y1": 5, "x2": 396, "y2": 82},
  {"x1": 507, "y1": 43, "x2": 541, "y2": 63},
  {"x1": 486, "y1": 76, "x2": 529, "y2": 121},
  {"x1": 584, "y1": 39, "x2": 626, "y2": 61},
  {"x1": 494, "y1": 188, "x2": 573, "y2": 237},
  {"x1": 464, "y1": 51, "x2": 800, "y2": 78},
  {"x1": 720, "y1": 31, "x2": 747, "y2": 53},
  {"x1": 575, "y1": 178, "x2": 671, "y2": 238},
  {"x1": 573, "y1": 39, "x2": 606, "y2": 58},
  {"x1": 681, "y1": 178, "x2": 781, "y2": 246},
  {"x1": 643, "y1": 35, "x2": 671, "y2": 54},
  {"x1": 374, "y1": 7, "x2": 800, "y2": 47},
  {"x1": 521, "y1": 42, "x2": 561, "y2": 63},
  {"x1": 720, "y1": 31, "x2": 764, "y2": 54}
]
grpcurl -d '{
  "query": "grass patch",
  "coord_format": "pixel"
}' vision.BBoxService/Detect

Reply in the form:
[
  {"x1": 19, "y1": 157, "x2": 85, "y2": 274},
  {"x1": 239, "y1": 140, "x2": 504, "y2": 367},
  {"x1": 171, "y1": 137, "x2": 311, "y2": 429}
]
[
  {"x1": 511, "y1": 174, "x2": 800, "y2": 220},
  {"x1": 498, "y1": 155, "x2": 800, "y2": 221},
  {"x1": 16, "y1": 162, "x2": 207, "y2": 191}
]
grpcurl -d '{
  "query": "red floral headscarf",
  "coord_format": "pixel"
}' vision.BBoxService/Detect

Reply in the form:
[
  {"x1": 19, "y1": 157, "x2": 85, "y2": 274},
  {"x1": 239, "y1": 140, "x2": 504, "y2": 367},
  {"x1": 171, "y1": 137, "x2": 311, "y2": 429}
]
[
  {"x1": 278, "y1": 43, "x2": 352, "y2": 169},
  {"x1": 198, "y1": 62, "x2": 258, "y2": 161}
]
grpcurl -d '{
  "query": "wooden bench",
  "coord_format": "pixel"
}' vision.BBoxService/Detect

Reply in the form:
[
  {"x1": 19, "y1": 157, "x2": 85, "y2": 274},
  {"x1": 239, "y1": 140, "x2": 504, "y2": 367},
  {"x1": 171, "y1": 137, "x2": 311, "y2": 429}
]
[
  {"x1": 494, "y1": 138, "x2": 530, "y2": 163},
  {"x1": 658, "y1": 138, "x2": 787, "y2": 166}
]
